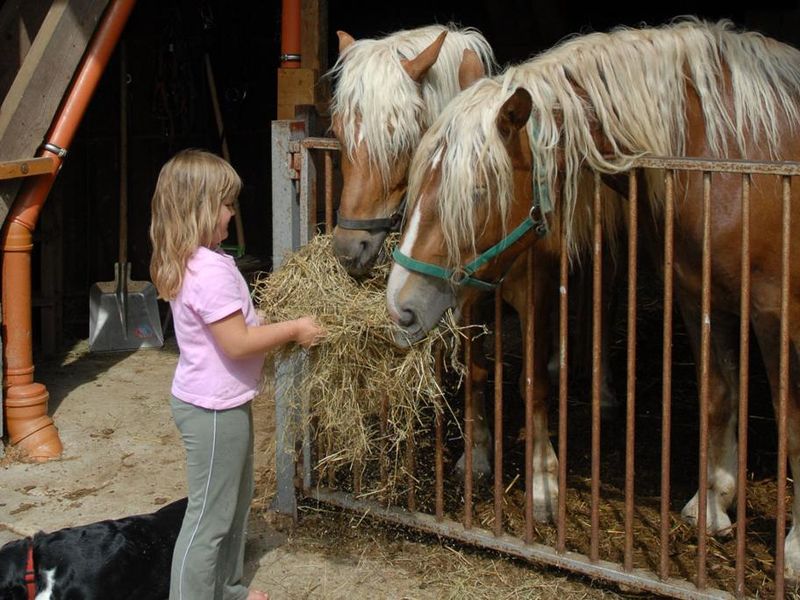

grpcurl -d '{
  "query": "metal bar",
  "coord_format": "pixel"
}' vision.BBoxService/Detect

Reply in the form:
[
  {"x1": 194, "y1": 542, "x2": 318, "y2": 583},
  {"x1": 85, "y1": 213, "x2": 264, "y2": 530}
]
[
  {"x1": 324, "y1": 150, "x2": 334, "y2": 234},
  {"x1": 660, "y1": 169, "x2": 676, "y2": 581},
  {"x1": 590, "y1": 172, "x2": 603, "y2": 562},
  {"x1": 464, "y1": 303, "x2": 474, "y2": 529},
  {"x1": 734, "y1": 174, "x2": 751, "y2": 598},
  {"x1": 435, "y1": 346, "x2": 445, "y2": 521},
  {"x1": 406, "y1": 427, "x2": 417, "y2": 512},
  {"x1": 271, "y1": 354, "x2": 301, "y2": 518},
  {"x1": 775, "y1": 175, "x2": 792, "y2": 599},
  {"x1": 0, "y1": 156, "x2": 57, "y2": 180},
  {"x1": 697, "y1": 171, "x2": 712, "y2": 589},
  {"x1": 494, "y1": 284, "x2": 505, "y2": 537},
  {"x1": 380, "y1": 393, "x2": 389, "y2": 504},
  {"x1": 308, "y1": 488, "x2": 735, "y2": 600},
  {"x1": 270, "y1": 119, "x2": 305, "y2": 269},
  {"x1": 557, "y1": 204, "x2": 570, "y2": 554},
  {"x1": 633, "y1": 155, "x2": 800, "y2": 176},
  {"x1": 624, "y1": 170, "x2": 638, "y2": 571},
  {"x1": 525, "y1": 247, "x2": 535, "y2": 543}
]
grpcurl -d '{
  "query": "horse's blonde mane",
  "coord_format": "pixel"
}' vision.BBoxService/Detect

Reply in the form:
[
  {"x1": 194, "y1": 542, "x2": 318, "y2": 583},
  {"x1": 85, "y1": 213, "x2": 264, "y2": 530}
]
[
  {"x1": 328, "y1": 24, "x2": 495, "y2": 187},
  {"x1": 409, "y1": 18, "x2": 800, "y2": 263}
]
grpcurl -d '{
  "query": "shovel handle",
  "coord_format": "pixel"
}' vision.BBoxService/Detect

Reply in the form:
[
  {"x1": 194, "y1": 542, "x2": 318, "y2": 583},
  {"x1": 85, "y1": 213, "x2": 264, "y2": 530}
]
[{"x1": 119, "y1": 41, "x2": 128, "y2": 266}]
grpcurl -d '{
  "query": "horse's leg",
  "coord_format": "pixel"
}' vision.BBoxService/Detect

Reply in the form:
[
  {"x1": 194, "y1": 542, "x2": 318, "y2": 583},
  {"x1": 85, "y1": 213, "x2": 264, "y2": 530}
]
[
  {"x1": 751, "y1": 313, "x2": 800, "y2": 580},
  {"x1": 455, "y1": 334, "x2": 493, "y2": 478},
  {"x1": 507, "y1": 254, "x2": 559, "y2": 522},
  {"x1": 677, "y1": 298, "x2": 739, "y2": 535}
]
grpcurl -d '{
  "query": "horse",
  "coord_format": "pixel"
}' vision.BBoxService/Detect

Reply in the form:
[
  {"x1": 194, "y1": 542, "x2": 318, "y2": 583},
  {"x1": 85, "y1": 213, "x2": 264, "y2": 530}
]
[
  {"x1": 328, "y1": 25, "x2": 618, "y2": 484},
  {"x1": 385, "y1": 17, "x2": 800, "y2": 580},
  {"x1": 327, "y1": 24, "x2": 502, "y2": 476}
]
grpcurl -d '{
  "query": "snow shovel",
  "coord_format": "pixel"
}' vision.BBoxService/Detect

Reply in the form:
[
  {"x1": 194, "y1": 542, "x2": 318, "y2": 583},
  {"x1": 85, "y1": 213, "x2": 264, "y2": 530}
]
[{"x1": 89, "y1": 44, "x2": 163, "y2": 353}]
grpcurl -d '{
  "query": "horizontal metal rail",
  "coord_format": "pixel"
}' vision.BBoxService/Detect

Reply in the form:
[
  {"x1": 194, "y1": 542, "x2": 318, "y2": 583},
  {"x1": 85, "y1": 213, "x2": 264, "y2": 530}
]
[
  {"x1": 632, "y1": 155, "x2": 800, "y2": 175},
  {"x1": 307, "y1": 487, "x2": 734, "y2": 600}
]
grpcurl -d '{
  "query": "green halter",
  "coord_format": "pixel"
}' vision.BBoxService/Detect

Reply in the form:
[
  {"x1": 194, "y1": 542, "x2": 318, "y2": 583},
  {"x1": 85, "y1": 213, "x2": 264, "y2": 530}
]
[{"x1": 392, "y1": 118, "x2": 551, "y2": 290}]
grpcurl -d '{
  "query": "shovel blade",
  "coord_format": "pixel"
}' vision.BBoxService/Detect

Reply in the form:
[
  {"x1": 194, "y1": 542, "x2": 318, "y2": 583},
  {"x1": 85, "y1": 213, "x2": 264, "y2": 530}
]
[{"x1": 89, "y1": 273, "x2": 164, "y2": 353}]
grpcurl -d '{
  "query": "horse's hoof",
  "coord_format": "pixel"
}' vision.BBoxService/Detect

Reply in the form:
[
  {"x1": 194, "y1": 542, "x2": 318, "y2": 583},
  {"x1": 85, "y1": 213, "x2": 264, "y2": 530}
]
[
  {"x1": 784, "y1": 527, "x2": 800, "y2": 583},
  {"x1": 681, "y1": 492, "x2": 732, "y2": 536},
  {"x1": 455, "y1": 448, "x2": 492, "y2": 479},
  {"x1": 532, "y1": 475, "x2": 559, "y2": 523}
]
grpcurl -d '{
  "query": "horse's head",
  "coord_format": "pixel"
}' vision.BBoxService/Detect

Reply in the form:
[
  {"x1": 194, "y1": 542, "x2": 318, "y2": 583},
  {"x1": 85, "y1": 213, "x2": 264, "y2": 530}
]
[
  {"x1": 330, "y1": 30, "x2": 448, "y2": 277},
  {"x1": 387, "y1": 54, "x2": 542, "y2": 347}
]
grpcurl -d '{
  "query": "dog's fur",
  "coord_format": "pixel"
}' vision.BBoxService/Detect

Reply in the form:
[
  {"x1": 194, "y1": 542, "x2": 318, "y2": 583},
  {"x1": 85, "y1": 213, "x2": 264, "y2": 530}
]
[{"x1": 0, "y1": 497, "x2": 186, "y2": 600}]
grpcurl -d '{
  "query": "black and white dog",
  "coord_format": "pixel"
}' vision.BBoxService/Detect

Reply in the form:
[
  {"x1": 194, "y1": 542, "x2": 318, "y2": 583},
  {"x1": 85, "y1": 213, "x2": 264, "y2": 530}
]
[{"x1": 0, "y1": 497, "x2": 186, "y2": 600}]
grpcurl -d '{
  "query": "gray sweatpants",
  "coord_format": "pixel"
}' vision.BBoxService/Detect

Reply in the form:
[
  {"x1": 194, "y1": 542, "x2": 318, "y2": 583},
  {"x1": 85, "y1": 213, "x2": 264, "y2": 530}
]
[{"x1": 169, "y1": 396, "x2": 254, "y2": 600}]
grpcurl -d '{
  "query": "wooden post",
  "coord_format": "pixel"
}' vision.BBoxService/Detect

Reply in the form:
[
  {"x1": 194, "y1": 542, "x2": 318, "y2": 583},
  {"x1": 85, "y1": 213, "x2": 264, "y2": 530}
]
[{"x1": 276, "y1": 0, "x2": 328, "y2": 119}]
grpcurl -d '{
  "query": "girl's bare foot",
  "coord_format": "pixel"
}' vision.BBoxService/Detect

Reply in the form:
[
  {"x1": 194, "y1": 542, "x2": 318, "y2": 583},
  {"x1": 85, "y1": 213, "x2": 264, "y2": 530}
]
[{"x1": 247, "y1": 590, "x2": 269, "y2": 600}]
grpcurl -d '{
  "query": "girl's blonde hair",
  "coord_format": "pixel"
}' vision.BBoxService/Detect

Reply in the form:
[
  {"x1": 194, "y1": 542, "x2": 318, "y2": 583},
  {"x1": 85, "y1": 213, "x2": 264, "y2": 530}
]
[{"x1": 149, "y1": 149, "x2": 242, "y2": 300}]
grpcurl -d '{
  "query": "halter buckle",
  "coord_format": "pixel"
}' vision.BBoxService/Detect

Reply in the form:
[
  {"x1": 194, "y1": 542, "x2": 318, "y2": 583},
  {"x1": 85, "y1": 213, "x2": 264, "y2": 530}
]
[
  {"x1": 449, "y1": 267, "x2": 469, "y2": 286},
  {"x1": 529, "y1": 204, "x2": 549, "y2": 237}
]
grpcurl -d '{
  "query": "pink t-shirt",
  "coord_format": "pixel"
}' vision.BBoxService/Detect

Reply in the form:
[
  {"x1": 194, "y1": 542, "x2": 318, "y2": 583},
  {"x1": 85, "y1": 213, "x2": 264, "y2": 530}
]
[{"x1": 170, "y1": 246, "x2": 264, "y2": 410}]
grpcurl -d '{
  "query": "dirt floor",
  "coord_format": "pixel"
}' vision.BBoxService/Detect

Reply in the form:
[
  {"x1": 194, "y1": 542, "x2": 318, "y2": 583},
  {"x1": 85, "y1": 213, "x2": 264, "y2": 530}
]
[{"x1": 0, "y1": 336, "x2": 642, "y2": 599}]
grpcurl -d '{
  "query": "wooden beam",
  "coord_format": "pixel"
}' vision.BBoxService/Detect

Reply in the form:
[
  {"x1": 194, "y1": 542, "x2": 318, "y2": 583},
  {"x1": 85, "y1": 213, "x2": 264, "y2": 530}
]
[
  {"x1": 0, "y1": 0, "x2": 51, "y2": 103},
  {"x1": 0, "y1": 157, "x2": 57, "y2": 181},
  {"x1": 0, "y1": 0, "x2": 111, "y2": 224}
]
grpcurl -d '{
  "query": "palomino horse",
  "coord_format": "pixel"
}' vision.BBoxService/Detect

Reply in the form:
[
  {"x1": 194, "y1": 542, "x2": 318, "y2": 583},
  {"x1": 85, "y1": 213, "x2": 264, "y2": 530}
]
[
  {"x1": 386, "y1": 18, "x2": 800, "y2": 579},
  {"x1": 328, "y1": 25, "x2": 618, "y2": 482}
]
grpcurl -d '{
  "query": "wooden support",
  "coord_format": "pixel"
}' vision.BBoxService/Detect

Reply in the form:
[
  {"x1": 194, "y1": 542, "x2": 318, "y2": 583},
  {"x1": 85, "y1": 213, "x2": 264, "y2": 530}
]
[
  {"x1": 0, "y1": 0, "x2": 111, "y2": 224},
  {"x1": 0, "y1": 0, "x2": 50, "y2": 103},
  {"x1": 277, "y1": 68, "x2": 316, "y2": 119},
  {"x1": 276, "y1": 0, "x2": 328, "y2": 120},
  {"x1": 0, "y1": 156, "x2": 57, "y2": 181}
]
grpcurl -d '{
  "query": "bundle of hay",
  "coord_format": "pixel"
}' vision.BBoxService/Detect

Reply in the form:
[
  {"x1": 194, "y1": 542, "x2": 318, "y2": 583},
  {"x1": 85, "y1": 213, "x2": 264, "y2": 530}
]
[{"x1": 253, "y1": 234, "x2": 478, "y2": 498}]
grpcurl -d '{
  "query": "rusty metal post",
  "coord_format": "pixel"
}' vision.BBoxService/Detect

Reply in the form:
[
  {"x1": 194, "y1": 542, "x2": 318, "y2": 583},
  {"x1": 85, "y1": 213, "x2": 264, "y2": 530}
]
[
  {"x1": 774, "y1": 175, "x2": 792, "y2": 598},
  {"x1": 557, "y1": 208, "x2": 570, "y2": 554},
  {"x1": 590, "y1": 172, "x2": 604, "y2": 562},
  {"x1": 435, "y1": 346, "x2": 445, "y2": 521},
  {"x1": 660, "y1": 170, "x2": 676, "y2": 581},
  {"x1": 464, "y1": 303, "x2": 474, "y2": 529},
  {"x1": 735, "y1": 174, "x2": 752, "y2": 598},
  {"x1": 524, "y1": 247, "x2": 535, "y2": 544},
  {"x1": 493, "y1": 284, "x2": 504, "y2": 537},
  {"x1": 624, "y1": 170, "x2": 638, "y2": 571},
  {"x1": 697, "y1": 171, "x2": 713, "y2": 589}
]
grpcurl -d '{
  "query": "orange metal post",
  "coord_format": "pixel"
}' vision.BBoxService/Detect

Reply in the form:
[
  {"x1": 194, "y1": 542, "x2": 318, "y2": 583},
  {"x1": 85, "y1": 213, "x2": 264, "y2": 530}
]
[{"x1": 1, "y1": 0, "x2": 137, "y2": 461}]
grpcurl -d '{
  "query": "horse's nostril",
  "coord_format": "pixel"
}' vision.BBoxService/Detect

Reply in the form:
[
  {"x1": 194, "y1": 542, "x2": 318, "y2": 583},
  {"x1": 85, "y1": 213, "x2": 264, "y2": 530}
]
[{"x1": 397, "y1": 308, "x2": 416, "y2": 328}]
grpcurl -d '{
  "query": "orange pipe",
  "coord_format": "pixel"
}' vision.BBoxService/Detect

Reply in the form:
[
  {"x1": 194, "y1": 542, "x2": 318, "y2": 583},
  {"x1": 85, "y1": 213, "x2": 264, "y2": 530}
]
[
  {"x1": 1, "y1": 0, "x2": 137, "y2": 461},
  {"x1": 280, "y1": 0, "x2": 301, "y2": 68}
]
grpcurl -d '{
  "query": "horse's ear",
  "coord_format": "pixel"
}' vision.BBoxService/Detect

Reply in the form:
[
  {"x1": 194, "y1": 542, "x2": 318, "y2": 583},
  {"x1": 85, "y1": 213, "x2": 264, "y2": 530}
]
[
  {"x1": 337, "y1": 31, "x2": 356, "y2": 54},
  {"x1": 496, "y1": 88, "x2": 533, "y2": 140},
  {"x1": 401, "y1": 30, "x2": 448, "y2": 83},
  {"x1": 458, "y1": 49, "x2": 485, "y2": 90}
]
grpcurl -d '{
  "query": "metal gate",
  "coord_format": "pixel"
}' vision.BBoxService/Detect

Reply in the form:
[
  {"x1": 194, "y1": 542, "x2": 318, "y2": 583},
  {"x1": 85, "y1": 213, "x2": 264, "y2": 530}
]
[{"x1": 270, "y1": 119, "x2": 799, "y2": 599}]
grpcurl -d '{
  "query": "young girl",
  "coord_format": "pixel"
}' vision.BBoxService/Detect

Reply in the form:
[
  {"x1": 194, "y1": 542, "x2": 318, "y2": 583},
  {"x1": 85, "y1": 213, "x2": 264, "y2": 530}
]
[{"x1": 150, "y1": 149, "x2": 325, "y2": 600}]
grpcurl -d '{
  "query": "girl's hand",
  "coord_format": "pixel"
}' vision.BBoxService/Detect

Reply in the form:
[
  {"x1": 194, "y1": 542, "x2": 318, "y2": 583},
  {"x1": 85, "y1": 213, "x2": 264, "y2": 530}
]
[{"x1": 294, "y1": 317, "x2": 326, "y2": 348}]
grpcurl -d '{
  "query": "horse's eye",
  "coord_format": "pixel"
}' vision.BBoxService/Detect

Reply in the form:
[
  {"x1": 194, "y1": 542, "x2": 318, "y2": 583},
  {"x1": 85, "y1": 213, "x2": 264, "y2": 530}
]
[{"x1": 473, "y1": 187, "x2": 487, "y2": 202}]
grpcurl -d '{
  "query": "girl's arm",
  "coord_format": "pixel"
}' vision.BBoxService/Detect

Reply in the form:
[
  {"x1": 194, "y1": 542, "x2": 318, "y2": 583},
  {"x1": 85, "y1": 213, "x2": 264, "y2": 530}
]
[{"x1": 209, "y1": 311, "x2": 325, "y2": 359}]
